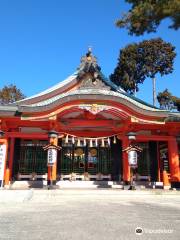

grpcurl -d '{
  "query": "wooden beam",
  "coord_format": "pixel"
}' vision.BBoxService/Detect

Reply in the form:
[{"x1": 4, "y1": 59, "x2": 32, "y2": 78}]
[
  {"x1": 5, "y1": 132, "x2": 48, "y2": 139},
  {"x1": 60, "y1": 119, "x2": 118, "y2": 128},
  {"x1": 60, "y1": 131, "x2": 115, "y2": 137},
  {"x1": 118, "y1": 134, "x2": 176, "y2": 141}
]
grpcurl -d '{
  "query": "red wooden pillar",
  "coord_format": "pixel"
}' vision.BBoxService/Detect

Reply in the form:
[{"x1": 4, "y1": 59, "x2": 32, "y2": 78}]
[
  {"x1": 122, "y1": 137, "x2": 130, "y2": 182},
  {"x1": 168, "y1": 137, "x2": 180, "y2": 182}
]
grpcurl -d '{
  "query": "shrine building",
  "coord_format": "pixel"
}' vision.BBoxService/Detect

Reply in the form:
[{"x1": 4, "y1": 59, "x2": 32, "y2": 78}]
[{"x1": 0, "y1": 49, "x2": 180, "y2": 189}]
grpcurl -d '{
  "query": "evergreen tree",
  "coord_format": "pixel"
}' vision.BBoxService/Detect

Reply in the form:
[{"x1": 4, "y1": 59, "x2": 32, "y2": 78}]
[
  {"x1": 116, "y1": 0, "x2": 180, "y2": 35},
  {"x1": 0, "y1": 84, "x2": 25, "y2": 104},
  {"x1": 157, "y1": 89, "x2": 175, "y2": 110},
  {"x1": 157, "y1": 89, "x2": 180, "y2": 112},
  {"x1": 139, "y1": 38, "x2": 176, "y2": 105},
  {"x1": 172, "y1": 96, "x2": 180, "y2": 112},
  {"x1": 110, "y1": 43, "x2": 146, "y2": 94},
  {"x1": 110, "y1": 38, "x2": 176, "y2": 106}
]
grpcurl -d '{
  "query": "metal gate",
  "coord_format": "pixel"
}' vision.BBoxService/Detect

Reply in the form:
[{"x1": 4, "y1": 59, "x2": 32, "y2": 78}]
[
  {"x1": 60, "y1": 144, "x2": 111, "y2": 175},
  {"x1": 18, "y1": 140, "x2": 48, "y2": 174}
]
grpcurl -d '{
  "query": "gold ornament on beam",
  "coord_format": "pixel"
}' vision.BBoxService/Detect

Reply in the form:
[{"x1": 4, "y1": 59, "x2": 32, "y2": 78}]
[
  {"x1": 113, "y1": 136, "x2": 117, "y2": 144},
  {"x1": 72, "y1": 136, "x2": 75, "y2": 144}
]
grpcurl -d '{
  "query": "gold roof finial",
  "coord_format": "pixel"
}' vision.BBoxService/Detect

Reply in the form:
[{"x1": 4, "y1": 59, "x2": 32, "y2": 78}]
[
  {"x1": 86, "y1": 46, "x2": 92, "y2": 61},
  {"x1": 88, "y1": 46, "x2": 92, "y2": 53}
]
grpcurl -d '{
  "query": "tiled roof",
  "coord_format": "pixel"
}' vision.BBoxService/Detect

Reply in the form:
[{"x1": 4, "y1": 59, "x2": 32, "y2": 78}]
[
  {"x1": 1, "y1": 49, "x2": 178, "y2": 120},
  {"x1": 27, "y1": 89, "x2": 157, "y2": 110},
  {"x1": 15, "y1": 72, "x2": 78, "y2": 103}
]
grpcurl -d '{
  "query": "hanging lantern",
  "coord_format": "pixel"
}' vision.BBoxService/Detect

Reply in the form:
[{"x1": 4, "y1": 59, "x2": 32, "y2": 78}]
[
  {"x1": 72, "y1": 136, "x2": 75, "y2": 144},
  {"x1": 107, "y1": 137, "x2": 110, "y2": 146},
  {"x1": 101, "y1": 138, "x2": 105, "y2": 147},
  {"x1": 90, "y1": 139, "x2": 93, "y2": 147},
  {"x1": 84, "y1": 138, "x2": 86, "y2": 146},
  {"x1": 113, "y1": 136, "x2": 117, "y2": 144},
  {"x1": 65, "y1": 134, "x2": 69, "y2": 144},
  {"x1": 95, "y1": 138, "x2": 98, "y2": 147},
  {"x1": 77, "y1": 138, "x2": 81, "y2": 146}
]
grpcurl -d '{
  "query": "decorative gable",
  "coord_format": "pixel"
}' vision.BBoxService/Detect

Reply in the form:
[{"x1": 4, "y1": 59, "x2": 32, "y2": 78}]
[
  {"x1": 76, "y1": 48, "x2": 111, "y2": 91},
  {"x1": 79, "y1": 75, "x2": 111, "y2": 91}
]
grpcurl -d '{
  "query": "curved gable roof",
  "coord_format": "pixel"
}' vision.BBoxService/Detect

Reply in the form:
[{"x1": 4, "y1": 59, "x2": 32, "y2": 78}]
[{"x1": 2, "y1": 49, "x2": 178, "y2": 121}]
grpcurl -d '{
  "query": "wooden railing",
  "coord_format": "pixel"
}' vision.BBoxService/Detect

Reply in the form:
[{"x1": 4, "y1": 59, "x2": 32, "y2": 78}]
[
  {"x1": 60, "y1": 173, "x2": 111, "y2": 181},
  {"x1": 17, "y1": 173, "x2": 47, "y2": 180}
]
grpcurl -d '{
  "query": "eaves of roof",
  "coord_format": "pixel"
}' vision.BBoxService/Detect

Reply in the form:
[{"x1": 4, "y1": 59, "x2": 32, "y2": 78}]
[
  {"x1": 17, "y1": 89, "x2": 169, "y2": 118},
  {"x1": 0, "y1": 105, "x2": 18, "y2": 116}
]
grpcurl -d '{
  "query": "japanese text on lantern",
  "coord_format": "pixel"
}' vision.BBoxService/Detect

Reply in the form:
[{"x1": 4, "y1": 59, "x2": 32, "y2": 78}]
[{"x1": 0, "y1": 144, "x2": 6, "y2": 181}]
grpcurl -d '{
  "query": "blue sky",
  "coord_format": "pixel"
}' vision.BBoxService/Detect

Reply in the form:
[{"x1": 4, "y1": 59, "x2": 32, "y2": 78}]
[{"x1": 0, "y1": 0, "x2": 179, "y2": 105}]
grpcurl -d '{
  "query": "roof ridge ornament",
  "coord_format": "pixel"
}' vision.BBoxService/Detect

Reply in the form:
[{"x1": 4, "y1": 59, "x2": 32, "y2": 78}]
[
  {"x1": 78, "y1": 47, "x2": 100, "y2": 73},
  {"x1": 86, "y1": 46, "x2": 92, "y2": 61},
  {"x1": 77, "y1": 48, "x2": 112, "y2": 90}
]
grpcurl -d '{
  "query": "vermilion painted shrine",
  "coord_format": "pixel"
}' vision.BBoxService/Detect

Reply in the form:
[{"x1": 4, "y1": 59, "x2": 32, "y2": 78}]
[{"x1": 0, "y1": 49, "x2": 180, "y2": 188}]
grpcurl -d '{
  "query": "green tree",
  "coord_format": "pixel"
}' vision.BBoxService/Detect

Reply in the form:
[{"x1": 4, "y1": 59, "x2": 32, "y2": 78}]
[
  {"x1": 116, "y1": 0, "x2": 180, "y2": 35},
  {"x1": 110, "y1": 38, "x2": 176, "y2": 105},
  {"x1": 157, "y1": 89, "x2": 175, "y2": 110},
  {"x1": 110, "y1": 43, "x2": 146, "y2": 94},
  {"x1": 172, "y1": 96, "x2": 180, "y2": 112},
  {"x1": 0, "y1": 84, "x2": 25, "y2": 104},
  {"x1": 157, "y1": 89, "x2": 180, "y2": 112},
  {"x1": 139, "y1": 38, "x2": 176, "y2": 106}
]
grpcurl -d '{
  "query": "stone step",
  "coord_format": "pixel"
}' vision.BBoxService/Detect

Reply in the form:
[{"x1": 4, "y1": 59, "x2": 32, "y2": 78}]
[
  {"x1": 56, "y1": 180, "x2": 124, "y2": 189},
  {"x1": 9, "y1": 180, "x2": 47, "y2": 189},
  {"x1": 9, "y1": 180, "x2": 124, "y2": 189},
  {"x1": 8, "y1": 180, "x2": 164, "y2": 190}
]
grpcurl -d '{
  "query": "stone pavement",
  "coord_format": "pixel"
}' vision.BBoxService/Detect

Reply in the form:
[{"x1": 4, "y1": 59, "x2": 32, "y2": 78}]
[{"x1": 0, "y1": 189, "x2": 180, "y2": 240}]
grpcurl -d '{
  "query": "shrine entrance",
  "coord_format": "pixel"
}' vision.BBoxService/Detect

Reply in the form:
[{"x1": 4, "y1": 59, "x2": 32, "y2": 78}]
[
  {"x1": 12, "y1": 138, "x2": 114, "y2": 181},
  {"x1": 11, "y1": 138, "x2": 171, "y2": 183},
  {"x1": 58, "y1": 138, "x2": 112, "y2": 180}
]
